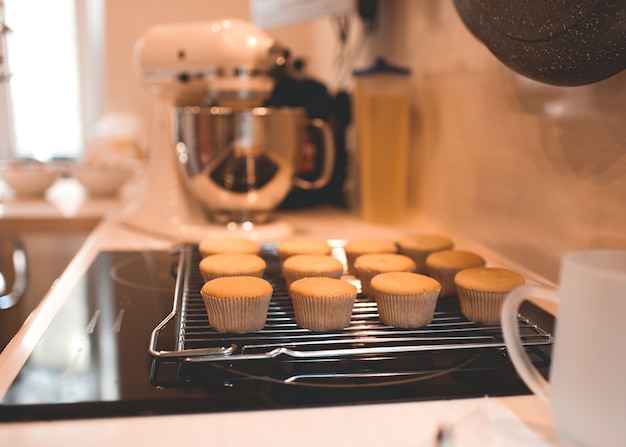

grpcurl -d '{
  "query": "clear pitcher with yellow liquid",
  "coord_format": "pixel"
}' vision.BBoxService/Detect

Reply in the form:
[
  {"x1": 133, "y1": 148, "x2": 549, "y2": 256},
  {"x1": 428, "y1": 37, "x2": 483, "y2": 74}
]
[{"x1": 353, "y1": 58, "x2": 411, "y2": 225}]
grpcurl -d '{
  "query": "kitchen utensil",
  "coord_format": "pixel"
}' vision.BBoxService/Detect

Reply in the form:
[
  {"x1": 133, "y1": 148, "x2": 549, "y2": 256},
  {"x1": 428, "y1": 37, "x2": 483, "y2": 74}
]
[
  {"x1": 453, "y1": 0, "x2": 626, "y2": 86},
  {"x1": 501, "y1": 249, "x2": 626, "y2": 447},
  {"x1": 172, "y1": 105, "x2": 335, "y2": 224},
  {"x1": 122, "y1": 18, "x2": 343, "y2": 241}
]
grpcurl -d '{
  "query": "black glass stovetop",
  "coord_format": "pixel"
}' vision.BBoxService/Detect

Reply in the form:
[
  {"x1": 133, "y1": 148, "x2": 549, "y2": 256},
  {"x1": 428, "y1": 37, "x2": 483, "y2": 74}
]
[{"x1": 0, "y1": 248, "x2": 553, "y2": 421}]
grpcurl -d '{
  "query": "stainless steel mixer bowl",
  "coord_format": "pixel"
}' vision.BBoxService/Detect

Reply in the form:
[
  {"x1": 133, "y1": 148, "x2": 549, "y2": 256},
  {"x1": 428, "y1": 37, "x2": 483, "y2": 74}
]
[{"x1": 172, "y1": 106, "x2": 334, "y2": 224}]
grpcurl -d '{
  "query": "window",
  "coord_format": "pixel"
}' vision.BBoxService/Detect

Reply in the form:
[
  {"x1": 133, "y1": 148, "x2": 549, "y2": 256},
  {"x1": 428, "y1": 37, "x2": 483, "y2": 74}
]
[{"x1": 1, "y1": 0, "x2": 103, "y2": 161}]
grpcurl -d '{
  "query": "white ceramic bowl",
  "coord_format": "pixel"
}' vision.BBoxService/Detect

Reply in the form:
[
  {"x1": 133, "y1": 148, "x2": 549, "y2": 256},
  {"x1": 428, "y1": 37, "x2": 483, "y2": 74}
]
[
  {"x1": 71, "y1": 164, "x2": 133, "y2": 196},
  {"x1": 0, "y1": 162, "x2": 62, "y2": 197}
]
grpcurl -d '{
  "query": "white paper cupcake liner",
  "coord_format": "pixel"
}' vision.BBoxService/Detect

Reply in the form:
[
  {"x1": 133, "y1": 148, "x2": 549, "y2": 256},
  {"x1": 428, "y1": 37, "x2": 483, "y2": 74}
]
[
  {"x1": 457, "y1": 288, "x2": 507, "y2": 325},
  {"x1": 375, "y1": 291, "x2": 439, "y2": 328},
  {"x1": 202, "y1": 293, "x2": 272, "y2": 333},
  {"x1": 290, "y1": 291, "x2": 356, "y2": 332}
]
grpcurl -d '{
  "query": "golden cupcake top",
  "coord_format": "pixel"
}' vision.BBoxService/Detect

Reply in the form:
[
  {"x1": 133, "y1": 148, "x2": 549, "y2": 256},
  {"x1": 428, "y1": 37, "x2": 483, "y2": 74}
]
[
  {"x1": 425, "y1": 249, "x2": 486, "y2": 269},
  {"x1": 199, "y1": 253, "x2": 266, "y2": 276},
  {"x1": 454, "y1": 267, "x2": 525, "y2": 293},
  {"x1": 343, "y1": 239, "x2": 397, "y2": 255},
  {"x1": 276, "y1": 237, "x2": 332, "y2": 258},
  {"x1": 397, "y1": 234, "x2": 453, "y2": 252},
  {"x1": 371, "y1": 271, "x2": 441, "y2": 295},
  {"x1": 282, "y1": 254, "x2": 344, "y2": 274},
  {"x1": 290, "y1": 277, "x2": 357, "y2": 298},
  {"x1": 198, "y1": 237, "x2": 260, "y2": 257},
  {"x1": 201, "y1": 276, "x2": 273, "y2": 299},
  {"x1": 354, "y1": 253, "x2": 417, "y2": 273}
]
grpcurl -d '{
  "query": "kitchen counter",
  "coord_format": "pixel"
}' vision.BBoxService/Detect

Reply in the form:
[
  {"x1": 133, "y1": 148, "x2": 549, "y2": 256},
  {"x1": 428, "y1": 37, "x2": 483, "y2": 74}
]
[
  {"x1": 0, "y1": 197, "x2": 561, "y2": 446},
  {"x1": 0, "y1": 177, "x2": 138, "y2": 232}
]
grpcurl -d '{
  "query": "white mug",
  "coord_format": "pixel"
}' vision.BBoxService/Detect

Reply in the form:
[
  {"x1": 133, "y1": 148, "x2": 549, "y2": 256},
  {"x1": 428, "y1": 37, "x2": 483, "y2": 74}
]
[{"x1": 501, "y1": 249, "x2": 626, "y2": 447}]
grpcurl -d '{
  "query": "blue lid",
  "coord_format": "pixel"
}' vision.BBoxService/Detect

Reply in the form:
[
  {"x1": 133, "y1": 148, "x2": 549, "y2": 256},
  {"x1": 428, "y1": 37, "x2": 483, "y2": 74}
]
[{"x1": 353, "y1": 57, "x2": 411, "y2": 77}]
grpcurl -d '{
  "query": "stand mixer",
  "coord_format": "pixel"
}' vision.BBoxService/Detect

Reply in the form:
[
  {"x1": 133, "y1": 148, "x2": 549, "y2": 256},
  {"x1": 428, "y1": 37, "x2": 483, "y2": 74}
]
[{"x1": 122, "y1": 19, "x2": 334, "y2": 243}]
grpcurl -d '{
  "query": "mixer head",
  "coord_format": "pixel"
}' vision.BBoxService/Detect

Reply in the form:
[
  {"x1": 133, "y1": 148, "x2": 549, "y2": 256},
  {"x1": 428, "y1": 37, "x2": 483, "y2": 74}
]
[{"x1": 133, "y1": 18, "x2": 286, "y2": 108}]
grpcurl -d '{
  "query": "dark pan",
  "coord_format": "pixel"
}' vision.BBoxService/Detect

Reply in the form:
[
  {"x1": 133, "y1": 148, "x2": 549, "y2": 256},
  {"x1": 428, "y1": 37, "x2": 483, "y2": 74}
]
[{"x1": 453, "y1": 0, "x2": 626, "y2": 86}]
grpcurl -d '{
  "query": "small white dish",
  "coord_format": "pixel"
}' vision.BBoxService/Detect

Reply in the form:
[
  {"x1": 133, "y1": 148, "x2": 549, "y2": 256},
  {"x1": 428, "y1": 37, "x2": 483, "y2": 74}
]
[
  {"x1": 0, "y1": 160, "x2": 62, "y2": 197},
  {"x1": 70, "y1": 164, "x2": 133, "y2": 197}
]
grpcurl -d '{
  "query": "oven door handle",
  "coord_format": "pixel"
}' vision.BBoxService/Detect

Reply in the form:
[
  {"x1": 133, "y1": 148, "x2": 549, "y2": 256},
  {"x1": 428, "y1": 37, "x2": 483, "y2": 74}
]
[{"x1": 0, "y1": 236, "x2": 28, "y2": 310}]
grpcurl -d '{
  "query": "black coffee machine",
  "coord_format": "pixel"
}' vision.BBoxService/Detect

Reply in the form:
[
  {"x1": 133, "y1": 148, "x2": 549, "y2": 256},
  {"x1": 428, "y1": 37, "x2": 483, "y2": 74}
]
[{"x1": 267, "y1": 57, "x2": 350, "y2": 209}]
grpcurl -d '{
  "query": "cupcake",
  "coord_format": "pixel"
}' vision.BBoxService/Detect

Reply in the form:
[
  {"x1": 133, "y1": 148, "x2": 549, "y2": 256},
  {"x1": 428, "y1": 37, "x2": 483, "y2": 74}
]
[
  {"x1": 289, "y1": 277, "x2": 357, "y2": 331},
  {"x1": 198, "y1": 237, "x2": 260, "y2": 257},
  {"x1": 282, "y1": 254, "x2": 344, "y2": 288},
  {"x1": 454, "y1": 267, "x2": 525, "y2": 325},
  {"x1": 199, "y1": 253, "x2": 266, "y2": 282},
  {"x1": 425, "y1": 249, "x2": 486, "y2": 297},
  {"x1": 276, "y1": 237, "x2": 332, "y2": 262},
  {"x1": 343, "y1": 239, "x2": 398, "y2": 276},
  {"x1": 397, "y1": 234, "x2": 454, "y2": 274},
  {"x1": 370, "y1": 272, "x2": 441, "y2": 328},
  {"x1": 353, "y1": 253, "x2": 417, "y2": 297},
  {"x1": 200, "y1": 276, "x2": 273, "y2": 333}
]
